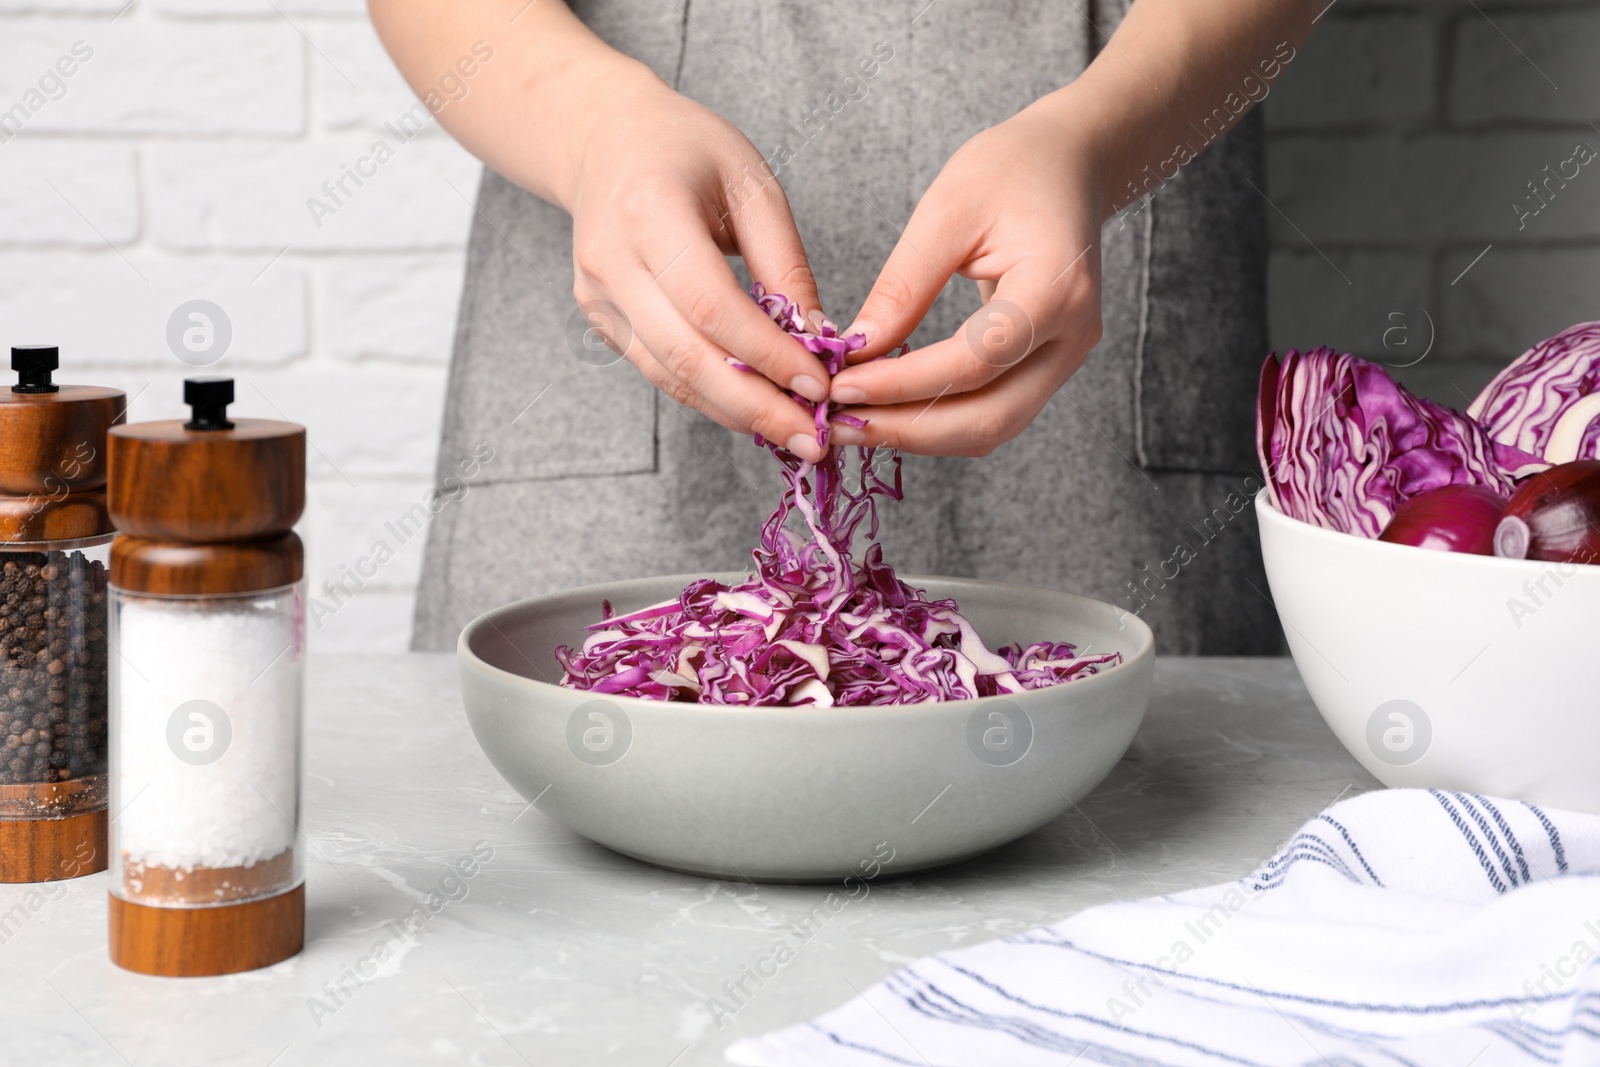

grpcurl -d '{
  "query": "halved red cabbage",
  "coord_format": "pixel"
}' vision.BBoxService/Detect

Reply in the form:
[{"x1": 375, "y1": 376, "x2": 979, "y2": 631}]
[
  {"x1": 1468, "y1": 321, "x2": 1600, "y2": 464},
  {"x1": 1257, "y1": 348, "x2": 1546, "y2": 537},
  {"x1": 556, "y1": 286, "x2": 1119, "y2": 706}
]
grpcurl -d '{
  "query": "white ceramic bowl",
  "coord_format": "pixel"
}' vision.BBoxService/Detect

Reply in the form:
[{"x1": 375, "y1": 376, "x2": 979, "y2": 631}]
[
  {"x1": 1257, "y1": 488, "x2": 1600, "y2": 812},
  {"x1": 458, "y1": 574, "x2": 1154, "y2": 882}
]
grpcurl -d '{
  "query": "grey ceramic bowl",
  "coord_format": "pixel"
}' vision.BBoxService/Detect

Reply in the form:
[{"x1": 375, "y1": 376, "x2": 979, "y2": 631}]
[{"x1": 458, "y1": 574, "x2": 1155, "y2": 882}]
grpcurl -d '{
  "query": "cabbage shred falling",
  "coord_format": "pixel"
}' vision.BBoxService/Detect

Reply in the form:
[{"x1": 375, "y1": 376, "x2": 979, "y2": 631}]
[{"x1": 555, "y1": 286, "x2": 1119, "y2": 706}]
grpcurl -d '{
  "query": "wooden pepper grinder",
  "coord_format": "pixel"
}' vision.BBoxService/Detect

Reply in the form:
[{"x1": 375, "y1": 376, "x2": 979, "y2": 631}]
[
  {"x1": 106, "y1": 377, "x2": 309, "y2": 977},
  {"x1": 0, "y1": 346, "x2": 123, "y2": 884}
]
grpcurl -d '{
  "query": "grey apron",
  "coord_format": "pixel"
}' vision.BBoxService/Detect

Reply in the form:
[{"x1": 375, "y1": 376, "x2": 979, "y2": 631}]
[{"x1": 411, "y1": 0, "x2": 1281, "y2": 656}]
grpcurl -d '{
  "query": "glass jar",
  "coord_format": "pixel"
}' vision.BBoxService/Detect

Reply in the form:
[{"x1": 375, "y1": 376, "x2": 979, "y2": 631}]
[
  {"x1": 105, "y1": 378, "x2": 306, "y2": 975},
  {"x1": 0, "y1": 536, "x2": 112, "y2": 860},
  {"x1": 109, "y1": 581, "x2": 304, "y2": 908},
  {"x1": 0, "y1": 347, "x2": 122, "y2": 882}
]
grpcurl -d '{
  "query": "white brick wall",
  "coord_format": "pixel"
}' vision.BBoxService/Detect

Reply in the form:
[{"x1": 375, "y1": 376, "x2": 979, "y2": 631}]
[
  {"x1": 0, "y1": 1, "x2": 473, "y2": 651},
  {"x1": 1264, "y1": 0, "x2": 1599, "y2": 404},
  {"x1": 0, "y1": 1, "x2": 1584, "y2": 649}
]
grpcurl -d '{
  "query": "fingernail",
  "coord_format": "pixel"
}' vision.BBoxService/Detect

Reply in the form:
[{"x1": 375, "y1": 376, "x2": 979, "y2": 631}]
[
  {"x1": 844, "y1": 319, "x2": 875, "y2": 343},
  {"x1": 831, "y1": 385, "x2": 867, "y2": 405},
  {"x1": 786, "y1": 433, "x2": 823, "y2": 462},
  {"x1": 790, "y1": 374, "x2": 827, "y2": 403},
  {"x1": 830, "y1": 424, "x2": 865, "y2": 446}
]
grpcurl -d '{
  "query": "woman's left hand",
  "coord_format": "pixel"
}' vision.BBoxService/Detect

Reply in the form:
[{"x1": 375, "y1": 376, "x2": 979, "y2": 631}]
[{"x1": 829, "y1": 99, "x2": 1111, "y2": 457}]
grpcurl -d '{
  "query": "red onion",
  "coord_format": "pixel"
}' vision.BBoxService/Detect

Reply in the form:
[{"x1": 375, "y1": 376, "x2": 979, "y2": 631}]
[
  {"x1": 1494, "y1": 460, "x2": 1600, "y2": 564},
  {"x1": 1377, "y1": 484, "x2": 1507, "y2": 554}
]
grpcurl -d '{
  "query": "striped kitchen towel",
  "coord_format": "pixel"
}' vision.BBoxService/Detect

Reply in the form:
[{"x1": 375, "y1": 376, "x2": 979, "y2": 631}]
[{"x1": 726, "y1": 789, "x2": 1600, "y2": 1066}]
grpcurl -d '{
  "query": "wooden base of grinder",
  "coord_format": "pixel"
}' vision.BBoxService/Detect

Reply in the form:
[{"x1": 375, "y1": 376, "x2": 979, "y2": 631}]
[
  {"x1": 109, "y1": 883, "x2": 304, "y2": 976},
  {"x1": 0, "y1": 809, "x2": 107, "y2": 883}
]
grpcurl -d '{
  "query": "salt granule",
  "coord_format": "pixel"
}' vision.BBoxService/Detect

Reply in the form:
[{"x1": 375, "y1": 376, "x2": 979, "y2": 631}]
[{"x1": 115, "y1": 595, "x2": 300, "y2": 872}]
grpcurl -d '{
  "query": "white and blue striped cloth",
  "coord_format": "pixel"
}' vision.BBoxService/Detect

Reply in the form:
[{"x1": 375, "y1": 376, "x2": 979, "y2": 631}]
[{"x1": 727, "y1": 790, "x2": 1600, "y2": 1066}]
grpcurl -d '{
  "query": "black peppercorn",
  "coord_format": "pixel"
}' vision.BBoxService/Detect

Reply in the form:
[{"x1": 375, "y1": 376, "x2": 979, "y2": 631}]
[{"x1": 0, "y1": 550, "x2": 109, "y2": 785}]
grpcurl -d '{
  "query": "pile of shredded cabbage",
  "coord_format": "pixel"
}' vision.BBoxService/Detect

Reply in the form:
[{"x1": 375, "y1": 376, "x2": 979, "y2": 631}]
[{"x1": 555, "y1": 286, "x2": 1119, "y2": 707}]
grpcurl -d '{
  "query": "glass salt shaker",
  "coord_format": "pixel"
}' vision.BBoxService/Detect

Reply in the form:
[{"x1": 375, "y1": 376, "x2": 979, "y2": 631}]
[
  {"x1": 0, "y1": 346, "x2": 123, "y2": 884},
  {"x1": 106, "y1": 377, "x2": 307, "y2": 976}
]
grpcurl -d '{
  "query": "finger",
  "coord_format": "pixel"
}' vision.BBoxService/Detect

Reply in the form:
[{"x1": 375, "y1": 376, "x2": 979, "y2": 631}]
[
  {"x1": 832, "y1": 263, "x2": 1076, "y2": 406},
  {"x1": 828, "y1": 337, "x2": 1083, "y2": 458},
  {"x1": 623, "y1": 328, "x2": 753, "y2": 436},
  {"x1": 621, "y1": 275, "x2": 826, "y2": 461},
  {"x1": 842, "y1": 198, "x2": 971, "y2": 362},
  {"x1": 720, "y1": 179, "x2": 824, "y2": 317},
  {"x1": 642, "y1": 225, "x2": 831, "y2": 403},
  {"x1": 624, "y1": 343, "x2": 831, "y2": 464}
]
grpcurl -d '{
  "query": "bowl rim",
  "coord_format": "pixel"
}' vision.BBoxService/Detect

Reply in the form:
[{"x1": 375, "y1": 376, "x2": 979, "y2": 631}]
[
  {"x1": 1254, "y1": 486, "x2": 1600, "y2": 575},
  {"x1": 457, "y1": 571, "x2": 1155, "y2": 717}
]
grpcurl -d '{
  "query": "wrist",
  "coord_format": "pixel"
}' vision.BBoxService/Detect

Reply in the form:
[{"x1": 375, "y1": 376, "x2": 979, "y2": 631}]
[
  {"x1": 1013, "y1": 88, "x2": 1120, "y2": 223},
  {"x1": 557, "y1": 59, "x2": 673, "y2": 213}
]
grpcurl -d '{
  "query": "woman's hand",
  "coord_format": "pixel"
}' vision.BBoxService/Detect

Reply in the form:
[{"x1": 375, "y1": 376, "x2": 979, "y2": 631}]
[
  {"x1": 369, "y1": 0, "x2": 832, "y2": 459},
  {"x1": 828, "y1": 100, "x2": 1110, "y2": 457},
  {"x1": 567, "y1": 70, "x2": 830, "y2": 461}
]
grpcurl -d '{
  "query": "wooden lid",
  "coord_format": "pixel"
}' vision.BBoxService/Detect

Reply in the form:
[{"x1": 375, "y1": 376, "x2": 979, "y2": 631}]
[
  {"x1": 111, "y1": 531, "x2": 303, "y2": 595},
  {"x1": 0, "y1": 359, "x2": 124, "y2": 493},
  {"x1": 0, "y1": 488, "x2": 114, "y2": 543},
  {"x1": 108, "y1": 416, "x2": 305, "y2": 542}
]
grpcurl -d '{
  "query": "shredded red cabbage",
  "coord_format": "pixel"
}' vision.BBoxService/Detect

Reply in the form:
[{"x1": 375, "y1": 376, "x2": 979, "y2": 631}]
[
  {"x1": 1468, "y1": 321, "x2": 1600, "y2": 464},
  {"x1": 556, "y1": 286, "x2": 1119, "y2": 706},
  {"x1": 1257, "y1": 347, "x2": 1546, "y2": 537}
]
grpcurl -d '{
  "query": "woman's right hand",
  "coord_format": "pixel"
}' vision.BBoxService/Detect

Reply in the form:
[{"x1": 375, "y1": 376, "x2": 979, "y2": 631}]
[{"x1": 563, "y1": 69, "x2": 831, "y2": 461}]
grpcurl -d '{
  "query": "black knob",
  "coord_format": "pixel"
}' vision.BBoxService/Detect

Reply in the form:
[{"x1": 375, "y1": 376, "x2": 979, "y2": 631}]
[
  {"x1": 12, "y1": 346, "x2": 60, "y2": 394},
  {"x1": 184, "y1": 377, "x2": 235, "y2": 431}
]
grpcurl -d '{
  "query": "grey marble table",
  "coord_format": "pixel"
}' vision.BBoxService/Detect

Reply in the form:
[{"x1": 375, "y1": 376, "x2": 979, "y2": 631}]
[{"x1": 0, "y1": 655, "x2": 1377, "y2": 1067}]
